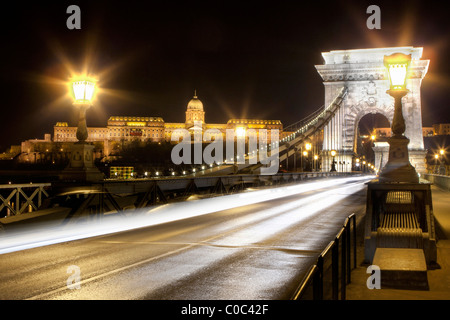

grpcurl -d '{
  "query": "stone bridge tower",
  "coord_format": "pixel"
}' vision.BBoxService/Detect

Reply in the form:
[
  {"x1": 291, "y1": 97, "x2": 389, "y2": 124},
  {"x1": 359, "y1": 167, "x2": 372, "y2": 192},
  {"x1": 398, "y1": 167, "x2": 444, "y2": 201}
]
[{"x1": 315, "y1": 47, "x2": 429, "y2": 174}]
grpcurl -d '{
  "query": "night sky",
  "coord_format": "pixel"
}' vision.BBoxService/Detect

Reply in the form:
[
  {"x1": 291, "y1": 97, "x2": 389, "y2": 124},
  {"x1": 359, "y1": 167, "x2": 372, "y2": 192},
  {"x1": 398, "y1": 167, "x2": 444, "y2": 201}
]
[{"x1": 1, "y1": 0, "x2": 449, "y2": 151}]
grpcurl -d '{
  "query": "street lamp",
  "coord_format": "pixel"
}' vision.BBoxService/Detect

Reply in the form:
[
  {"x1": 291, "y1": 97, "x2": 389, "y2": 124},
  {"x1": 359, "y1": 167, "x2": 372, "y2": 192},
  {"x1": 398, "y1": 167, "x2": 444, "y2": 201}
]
[
  {"x1": 434, "y1": 154, "x2": 439, "y2": 174},
  {"x1": 70, "y1": 77, "x2": 97, "y2": 143},
  {"x1": 305, "y1": 143, "x2": 312, "y2": 151},
  {"x1": 378, "y1": 53, "x2": 419, "y2": 183},
  {"x1": 438, "y1": 149, "x2": 446, "y2": 175},
  {"x1": 60, "y1": 75, "x2": 103, "y2": 182},
  {"x1": 330, "y1": 150, "x2": 337, "y2": 172}
]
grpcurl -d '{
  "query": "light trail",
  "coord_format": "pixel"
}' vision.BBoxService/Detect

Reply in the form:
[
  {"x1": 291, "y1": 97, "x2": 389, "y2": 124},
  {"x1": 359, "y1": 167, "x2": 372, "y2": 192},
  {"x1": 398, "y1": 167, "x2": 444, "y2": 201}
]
[{"x1": 0, "y1": 176, "x2": 374, "y2": 255}]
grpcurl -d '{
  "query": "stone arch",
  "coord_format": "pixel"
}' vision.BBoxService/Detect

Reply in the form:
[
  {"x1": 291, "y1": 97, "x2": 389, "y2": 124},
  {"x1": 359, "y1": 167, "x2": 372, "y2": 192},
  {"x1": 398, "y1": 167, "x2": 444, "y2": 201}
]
[
  {"x1": 351, "y1": 105, "x2": 394, "y2": 153},
  {"x1": 315, "y1": 47, "x2": 429, "y2": 173}
]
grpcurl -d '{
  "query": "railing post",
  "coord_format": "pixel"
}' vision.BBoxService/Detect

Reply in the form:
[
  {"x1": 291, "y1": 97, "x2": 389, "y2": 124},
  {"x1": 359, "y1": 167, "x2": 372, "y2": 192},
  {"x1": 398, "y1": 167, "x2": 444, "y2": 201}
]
[
  {"x1": 16, "y1": 188, "x2": 20, "y2": 214},
  {"x1": 332, "y1": 239, "x2": 339, "y2": 300},
  {"x1": 346, "y1": 219, "x2": 351, "y2": 284},
  {"x1": 341, "y1": 227, "x2": 347, "y2": 300},
  {"x1": 316, "y1": 255, "x2": 324, "y2": 300},
  {"x1": 352, "y1": 214, "x2": 357, "y2": 269}
]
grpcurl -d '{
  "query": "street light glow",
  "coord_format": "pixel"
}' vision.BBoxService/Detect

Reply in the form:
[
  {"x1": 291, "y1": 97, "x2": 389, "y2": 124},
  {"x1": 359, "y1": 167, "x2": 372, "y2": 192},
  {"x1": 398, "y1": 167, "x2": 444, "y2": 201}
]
[
  {"x1": 384, "y1": 53, "x2": 411, "y2": 91},
  {"x1": 70, "y1": 77, "x2": 97, "y2": 105}
]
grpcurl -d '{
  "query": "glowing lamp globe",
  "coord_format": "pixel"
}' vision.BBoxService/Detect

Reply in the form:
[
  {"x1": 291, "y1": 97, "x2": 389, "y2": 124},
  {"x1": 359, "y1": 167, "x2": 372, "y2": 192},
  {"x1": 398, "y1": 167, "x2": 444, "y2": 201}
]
[
  {"x1": 305, "y1": 143, "x2": 312, "y2": 151},
  {"x1": 384, "y1": 53, "x2": 411, "y2": 91},
  {"x1": 71, "y1": 77, "x2": 97, "y2": 105}
]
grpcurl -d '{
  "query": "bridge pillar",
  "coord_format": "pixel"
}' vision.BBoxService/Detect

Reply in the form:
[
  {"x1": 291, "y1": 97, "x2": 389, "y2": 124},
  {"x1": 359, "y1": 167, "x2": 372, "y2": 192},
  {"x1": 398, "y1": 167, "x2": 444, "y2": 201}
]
[{"x1": 315, "y1": 47, "x2": 429, "y2": 175}]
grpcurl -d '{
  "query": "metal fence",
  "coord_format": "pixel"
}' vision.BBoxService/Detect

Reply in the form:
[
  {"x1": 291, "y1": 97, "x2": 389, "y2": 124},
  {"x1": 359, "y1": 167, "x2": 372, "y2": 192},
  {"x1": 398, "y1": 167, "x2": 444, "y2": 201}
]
[
  {"x1": 291, "y1": 213, "x2": 357, "y2": 300},
  {"x1": 0, "y1": 183, "x2": 51, "y2": 217}
]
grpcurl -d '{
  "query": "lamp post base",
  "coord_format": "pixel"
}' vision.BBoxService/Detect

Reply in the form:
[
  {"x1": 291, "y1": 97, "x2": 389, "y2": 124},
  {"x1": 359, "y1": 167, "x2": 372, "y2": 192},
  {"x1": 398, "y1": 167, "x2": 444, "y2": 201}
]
[
  {"x1": 378, "y1": 135, "x2": 419, "y2": 183},
  {"x1": 60, "y1": 143, "x2": 104, "y2": 182}
]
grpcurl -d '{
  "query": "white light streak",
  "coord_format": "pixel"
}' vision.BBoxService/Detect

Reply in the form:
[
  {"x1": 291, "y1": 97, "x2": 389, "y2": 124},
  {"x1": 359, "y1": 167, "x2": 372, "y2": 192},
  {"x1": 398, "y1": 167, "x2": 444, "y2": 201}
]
[{"x1": 0, "y1": 176, "x2": 374, "y2": 255}]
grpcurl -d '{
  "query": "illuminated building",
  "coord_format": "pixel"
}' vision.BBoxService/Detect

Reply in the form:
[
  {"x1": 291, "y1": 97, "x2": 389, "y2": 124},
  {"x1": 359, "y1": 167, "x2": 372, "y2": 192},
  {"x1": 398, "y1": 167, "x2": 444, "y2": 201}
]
[{"x1": 52, "y1": 92, "x2": 288, "y2": 157}]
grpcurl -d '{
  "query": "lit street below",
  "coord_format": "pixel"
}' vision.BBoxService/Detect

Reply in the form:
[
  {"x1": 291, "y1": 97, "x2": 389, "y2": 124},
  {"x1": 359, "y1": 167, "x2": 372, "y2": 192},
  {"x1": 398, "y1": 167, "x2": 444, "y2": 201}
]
[{"x1": 0, "y1": 176, "x2": 373, "y2": 300}]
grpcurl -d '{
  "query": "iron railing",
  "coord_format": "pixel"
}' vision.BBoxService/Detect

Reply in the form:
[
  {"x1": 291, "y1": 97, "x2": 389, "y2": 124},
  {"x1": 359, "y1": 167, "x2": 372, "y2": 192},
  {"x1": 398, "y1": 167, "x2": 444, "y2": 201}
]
[
  {"x1": 0, "y1": 183, "x2": 51, "y2": 216},
  {"x1": 291, "y1": 213, "x2": 357, "y2": 300}
]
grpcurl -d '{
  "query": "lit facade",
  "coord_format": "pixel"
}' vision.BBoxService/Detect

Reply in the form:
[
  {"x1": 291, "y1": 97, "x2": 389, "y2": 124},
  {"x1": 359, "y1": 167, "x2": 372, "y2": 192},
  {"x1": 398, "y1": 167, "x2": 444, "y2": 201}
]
[
  {"x1": 371, "y1": 127, "x2": 436, "y2": 139},
  {"x1": 432, "y1": 123, "x2": 450, "y2": 136},
  {"x1": 53, "y1": 93, "x2": 287, "y2": 155}
]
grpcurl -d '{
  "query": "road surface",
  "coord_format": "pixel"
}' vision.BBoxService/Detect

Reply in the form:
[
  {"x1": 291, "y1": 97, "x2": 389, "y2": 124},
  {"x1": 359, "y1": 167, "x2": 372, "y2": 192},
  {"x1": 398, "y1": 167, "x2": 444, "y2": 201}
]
[{"x1": 0, "y1": 175, "x2": 373, "y2": 300}]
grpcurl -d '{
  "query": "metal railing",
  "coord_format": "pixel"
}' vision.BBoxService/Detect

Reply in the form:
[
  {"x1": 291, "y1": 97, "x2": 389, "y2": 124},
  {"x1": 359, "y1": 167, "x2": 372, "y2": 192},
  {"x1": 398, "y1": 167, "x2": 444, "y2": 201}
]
[
  {"x1": 0, "y1": 183, "x2": 51, "y2": 216},
  {"x1": 291, "y1": 213, "x2": 357, "y2": 300}
]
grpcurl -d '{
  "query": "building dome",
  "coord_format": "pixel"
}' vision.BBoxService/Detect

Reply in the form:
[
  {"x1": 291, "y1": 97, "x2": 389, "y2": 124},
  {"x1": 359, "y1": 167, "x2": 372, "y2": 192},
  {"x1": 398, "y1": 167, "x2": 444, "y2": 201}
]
[{"x1": 187, "y1": 91, "x2": 203, "y2": 111}]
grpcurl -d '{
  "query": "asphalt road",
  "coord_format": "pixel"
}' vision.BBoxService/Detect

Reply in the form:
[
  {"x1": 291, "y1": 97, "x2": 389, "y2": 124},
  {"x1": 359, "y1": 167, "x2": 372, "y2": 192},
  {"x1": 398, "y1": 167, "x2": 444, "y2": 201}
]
[{"x1": 0, "y1": 176, "x2": 373, "y2": 300}]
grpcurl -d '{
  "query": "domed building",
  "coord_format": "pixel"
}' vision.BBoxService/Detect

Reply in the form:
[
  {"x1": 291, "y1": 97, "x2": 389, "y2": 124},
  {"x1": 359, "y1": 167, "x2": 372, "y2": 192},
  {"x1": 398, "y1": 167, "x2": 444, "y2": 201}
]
[{"x1": 185, "y1": 91, "x2": 205, "y2": 128}]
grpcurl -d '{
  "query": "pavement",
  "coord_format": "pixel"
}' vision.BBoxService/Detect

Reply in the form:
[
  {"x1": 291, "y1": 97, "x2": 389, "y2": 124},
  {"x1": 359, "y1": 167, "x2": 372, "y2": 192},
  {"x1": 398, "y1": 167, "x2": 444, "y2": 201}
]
[{"x1": 346, "y1": 184, "x2": 450, "y2": 300}]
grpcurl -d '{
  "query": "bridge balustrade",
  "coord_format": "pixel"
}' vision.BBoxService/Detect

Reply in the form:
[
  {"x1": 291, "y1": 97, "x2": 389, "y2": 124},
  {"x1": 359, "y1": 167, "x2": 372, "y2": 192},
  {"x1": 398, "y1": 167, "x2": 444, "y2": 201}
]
[{"x1": 0, "y1": 183, "x2": 51, "y2": 217}]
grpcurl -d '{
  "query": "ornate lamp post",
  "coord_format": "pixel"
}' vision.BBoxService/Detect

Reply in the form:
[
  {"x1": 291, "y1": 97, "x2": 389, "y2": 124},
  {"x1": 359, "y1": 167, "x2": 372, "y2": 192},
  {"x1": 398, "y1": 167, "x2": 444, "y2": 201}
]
[
  {"x1": 378, "y1": 53, "x2": 419, "y2": 183},
  {"x1": 60, "y1": 76, "x2": 104, "y2": 182},
  {"x1": 330, "y1": 150, "x2": 337, "y2": 172},
  {"x1": 71, "y1": 78, "x2": 96, "y2": 143},
  {"x1": 433, "y1": 153, "x2": 439, "y2": 173},
  {"x1": 439, "y1": 149, "x2": 446, "y2": 175}
]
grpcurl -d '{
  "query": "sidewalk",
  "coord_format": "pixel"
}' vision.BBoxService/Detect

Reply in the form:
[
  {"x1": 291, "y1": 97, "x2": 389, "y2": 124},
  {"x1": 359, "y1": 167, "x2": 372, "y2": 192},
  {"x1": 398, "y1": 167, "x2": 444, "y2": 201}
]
[{"x1": 346, "y1": 185, "x2": 450, "y2": 300}]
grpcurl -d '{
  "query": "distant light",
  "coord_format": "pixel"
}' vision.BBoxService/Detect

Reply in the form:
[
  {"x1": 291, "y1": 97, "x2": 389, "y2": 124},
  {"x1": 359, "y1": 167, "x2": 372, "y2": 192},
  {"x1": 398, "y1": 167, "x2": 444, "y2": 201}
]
[{"x1": 235, "y1": 127, "x2": 246, "y2": 138}]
